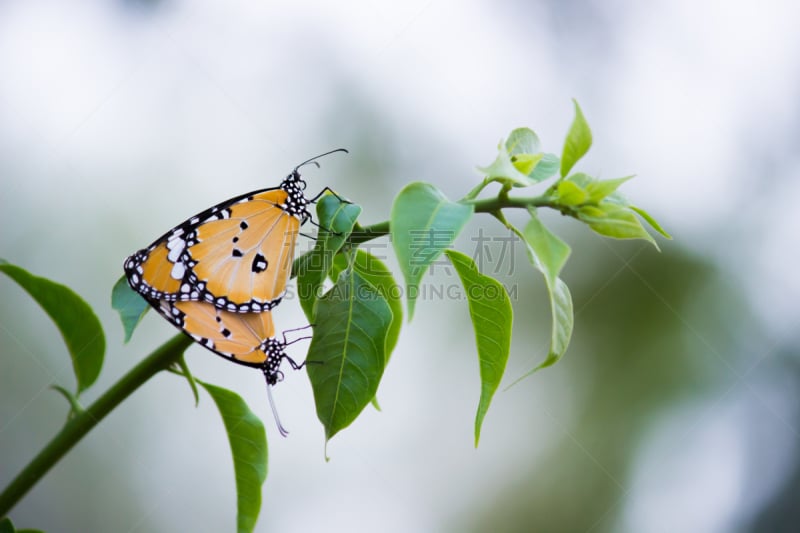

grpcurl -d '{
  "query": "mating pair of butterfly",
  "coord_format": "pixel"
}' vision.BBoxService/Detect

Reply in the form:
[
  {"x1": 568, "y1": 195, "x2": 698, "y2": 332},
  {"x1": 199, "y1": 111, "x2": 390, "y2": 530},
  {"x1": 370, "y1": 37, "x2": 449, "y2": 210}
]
[{"x1": 124, "y1": 149, "x2": 349, "y2": 435}]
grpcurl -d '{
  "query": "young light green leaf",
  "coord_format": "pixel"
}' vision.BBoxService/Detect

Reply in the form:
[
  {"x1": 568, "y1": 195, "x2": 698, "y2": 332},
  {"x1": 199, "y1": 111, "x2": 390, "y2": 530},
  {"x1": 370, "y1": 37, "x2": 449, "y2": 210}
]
[
  {"x1": 595, "y1": 189, "x2": 671, "y2": 241},
  {"x1": 631, "y1": 206, "x2": 672, "y2": 239},
  {"x1": 560, "y1": 99, "x2": 593, "y2": 177},
  {"x1": 529, "y1": 153, "x2": 560, "y2": 183},
  {"x1": 555, "y1": 180, "x2": 589, "y2": 206},
  {"x1": 0, "y1": 259, "x2": 105, "y2": 394},
  {"x1": 477, "y1": 128, "x2": 547, "y2": 187},
  {"x1": 111, "y1": 275, "x2": 150, "y2": 343},
  {"x1": 586, "y1": 175, "x2": 634, "y2": 203},
  {"x1": 444, "y1": 250, "x2": 512, "y2": 447},
  {"x1": 307, "y1": 267, "x2": 392, "y2": 444},
  {"x1": 564, "y1": 172, "x2": 594, "y2": 188},
  {"x1": 506, "y1": 127, "x2": 542, "y2": 156},
  {"x1": 506, "y1": 127, "x2": 543, "y2": 175},
  {"x1": 331, "y1": 250, "x2": 403, "y2": 360},
  {"x1": 200, "y1": 381, "x2": 267, "y2": 533},
  {"x1": 297, "y1": 195, "x2": 362, "y2": 320},
  {"x1": 476, "y1": 141, "x2": 532, "y2": 187},
  {"x1": 511, "y1": 153, "x2": 544, "y2": 177},
  {"x1": 603, "y1": 190, "x2": 630, "y2": 207},
  {"x1": 577, "y1": 205, "x2": 606, "y2": 218},
  {"x1": 578, "y1": 205, "x2": 659, "y2": 250},
  {"x1": 391, "y1": 182, "x2": 473, "y2": 320},
  {"x1": 509, "y1": 212, "x2": 574, "y2": 377}
]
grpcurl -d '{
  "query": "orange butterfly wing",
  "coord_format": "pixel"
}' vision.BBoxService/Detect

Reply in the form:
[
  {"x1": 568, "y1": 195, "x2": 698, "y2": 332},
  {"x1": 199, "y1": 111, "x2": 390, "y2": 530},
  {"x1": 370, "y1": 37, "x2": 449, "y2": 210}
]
[
  {"x1": 126, "y1": 177, "x2": 309, "y2": 312},
  {"x1": 151, "y1": 299, "x2": 289, "y2": 382},
  {"x1": 186, "y1": 189, "x2": 300, "y2": 309}
]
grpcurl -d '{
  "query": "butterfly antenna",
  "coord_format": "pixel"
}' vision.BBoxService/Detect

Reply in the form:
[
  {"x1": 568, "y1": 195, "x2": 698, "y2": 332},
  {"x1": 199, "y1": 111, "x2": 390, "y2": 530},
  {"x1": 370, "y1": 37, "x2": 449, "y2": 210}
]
[
  {"x1": 294, "y1": 148, "x2": 349, "y2": 172},
  {"x1": 266, "y1": 383, "x2": 289, "y2": 437}
]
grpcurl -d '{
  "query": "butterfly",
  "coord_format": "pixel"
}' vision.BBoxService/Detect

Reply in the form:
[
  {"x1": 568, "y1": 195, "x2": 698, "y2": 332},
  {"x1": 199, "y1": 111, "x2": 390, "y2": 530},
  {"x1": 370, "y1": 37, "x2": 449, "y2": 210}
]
[
  {"x1": 124, "y1": 149, "x2": 348, "y2": 313},
  {"x1": 150, "y1": 297, "x2": 311, "y2": 436}
]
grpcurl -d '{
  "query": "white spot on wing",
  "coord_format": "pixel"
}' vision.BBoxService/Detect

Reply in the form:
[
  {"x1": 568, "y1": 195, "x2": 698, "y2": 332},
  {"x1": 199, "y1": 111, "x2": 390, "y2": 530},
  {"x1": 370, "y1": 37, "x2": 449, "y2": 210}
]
[
  {"x1": 166, "y1": 237, "x2": 187, "y2": 262},
  {"x1": 171, "y1": 261, "x2": 186, "y2": 280}
]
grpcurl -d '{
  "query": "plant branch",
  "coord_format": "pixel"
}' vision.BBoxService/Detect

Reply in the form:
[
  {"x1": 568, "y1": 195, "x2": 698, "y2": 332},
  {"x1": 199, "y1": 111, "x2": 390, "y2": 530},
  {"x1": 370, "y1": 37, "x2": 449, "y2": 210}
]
[
  {"x1": 291, "y1": 192, "x2": 560, "y2": 277},
  {"x1": 0, "y1": 334, "x2": 193, "y2": 516}
]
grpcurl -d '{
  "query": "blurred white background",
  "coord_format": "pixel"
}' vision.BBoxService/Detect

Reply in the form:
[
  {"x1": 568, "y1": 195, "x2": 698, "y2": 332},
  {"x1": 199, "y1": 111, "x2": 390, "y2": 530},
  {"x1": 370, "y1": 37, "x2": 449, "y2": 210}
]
[{"x1": 2, "y1": 1, "x2": 799, "y2": 532}]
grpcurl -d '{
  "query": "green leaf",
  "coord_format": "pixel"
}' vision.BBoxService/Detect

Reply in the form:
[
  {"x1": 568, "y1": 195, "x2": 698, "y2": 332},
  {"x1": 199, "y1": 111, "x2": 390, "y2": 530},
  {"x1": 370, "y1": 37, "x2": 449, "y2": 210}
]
[
  {"x1": 330, "y1": 250, "x2": 401, "y2": 414},
  {"x1": 586, "y1": 175, "x2": 634, "y2": 203},
  {"x1": 509, "y1": 212, "x2": 574, "y2": 376},
  {"x1": 560, "y1": 99, "x2": 592, "y2": 177},
  {"x1": 111, "y1": 275, "x2": 149, "y2": 343},
  {"x1": 555, "y1": 180, "x2": 588, "y2": 206},
  {"x1": 306, "y1": 267, "x2": 393, "y2": 444},
  {"x1": 297, "y1": 195, "x2": 362, "y2": 320},
  {"x1": 0, "y1": 259, "x2": 105, "y2": 395},
  {"x1": 331, "y1": 250, "x2": 403, "y2": 360},
  {"x1": 529, "y1": 153, "x2": 560, "y2": 183},
  {"x1": 631, "y1": 206, "x2": 672, "y2": 239},
  {"x1": 200, "y1": 381, "x2": 267, "y2": 533},
  {"x1": 444, "y1": 250, "x2": 512, "y2": 447},
  {"x1": 578, "y1": 204, "x2": 659, "y2": 250},
  {"x1": 390, "y1": 182, "x2": 473, "y2": 320}
]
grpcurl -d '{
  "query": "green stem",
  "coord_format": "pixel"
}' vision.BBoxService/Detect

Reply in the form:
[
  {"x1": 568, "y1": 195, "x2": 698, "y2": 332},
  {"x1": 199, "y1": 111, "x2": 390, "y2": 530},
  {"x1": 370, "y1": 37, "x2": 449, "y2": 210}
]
[
  {"x1": 0, "y1": 334, "x2": 193, "y2": 516},
  {"x1": 291, "y1": 192, "x2": 559, "y2": 277},
  {"x1": 467, "y1": 193, "x2": 558, "y2": 212}
]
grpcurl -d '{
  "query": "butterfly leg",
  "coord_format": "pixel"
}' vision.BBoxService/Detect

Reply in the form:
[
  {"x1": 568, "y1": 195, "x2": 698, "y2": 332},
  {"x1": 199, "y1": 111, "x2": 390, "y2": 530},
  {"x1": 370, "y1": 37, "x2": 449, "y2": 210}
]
[{"x1": 283, "y1": 355, "x2": 323, "y2": 370}]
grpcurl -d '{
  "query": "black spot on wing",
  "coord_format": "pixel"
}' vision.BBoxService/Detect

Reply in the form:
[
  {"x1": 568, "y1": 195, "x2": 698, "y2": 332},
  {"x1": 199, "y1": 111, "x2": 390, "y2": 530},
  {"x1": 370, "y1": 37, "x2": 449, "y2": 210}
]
[
  {"x1": 251, "y1": 253, "x2": 268, "y2": 273},
  {"x1": 232, "y1": 248, "x2": 244, "y2": 258}
]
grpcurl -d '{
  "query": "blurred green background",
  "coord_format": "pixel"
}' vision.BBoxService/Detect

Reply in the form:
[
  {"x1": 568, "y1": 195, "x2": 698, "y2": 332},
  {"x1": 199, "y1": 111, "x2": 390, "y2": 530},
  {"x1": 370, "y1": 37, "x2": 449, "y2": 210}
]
[{"x1": 2, "y1": 1, "x2": 798, "y2": 532}]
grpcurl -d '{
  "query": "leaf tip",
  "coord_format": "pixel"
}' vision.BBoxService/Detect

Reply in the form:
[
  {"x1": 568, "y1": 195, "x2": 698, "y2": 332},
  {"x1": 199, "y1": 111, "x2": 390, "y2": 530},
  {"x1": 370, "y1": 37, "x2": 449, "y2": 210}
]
[{"x1": 474, "y1": 419, "x2": 485, "y2": 448}]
